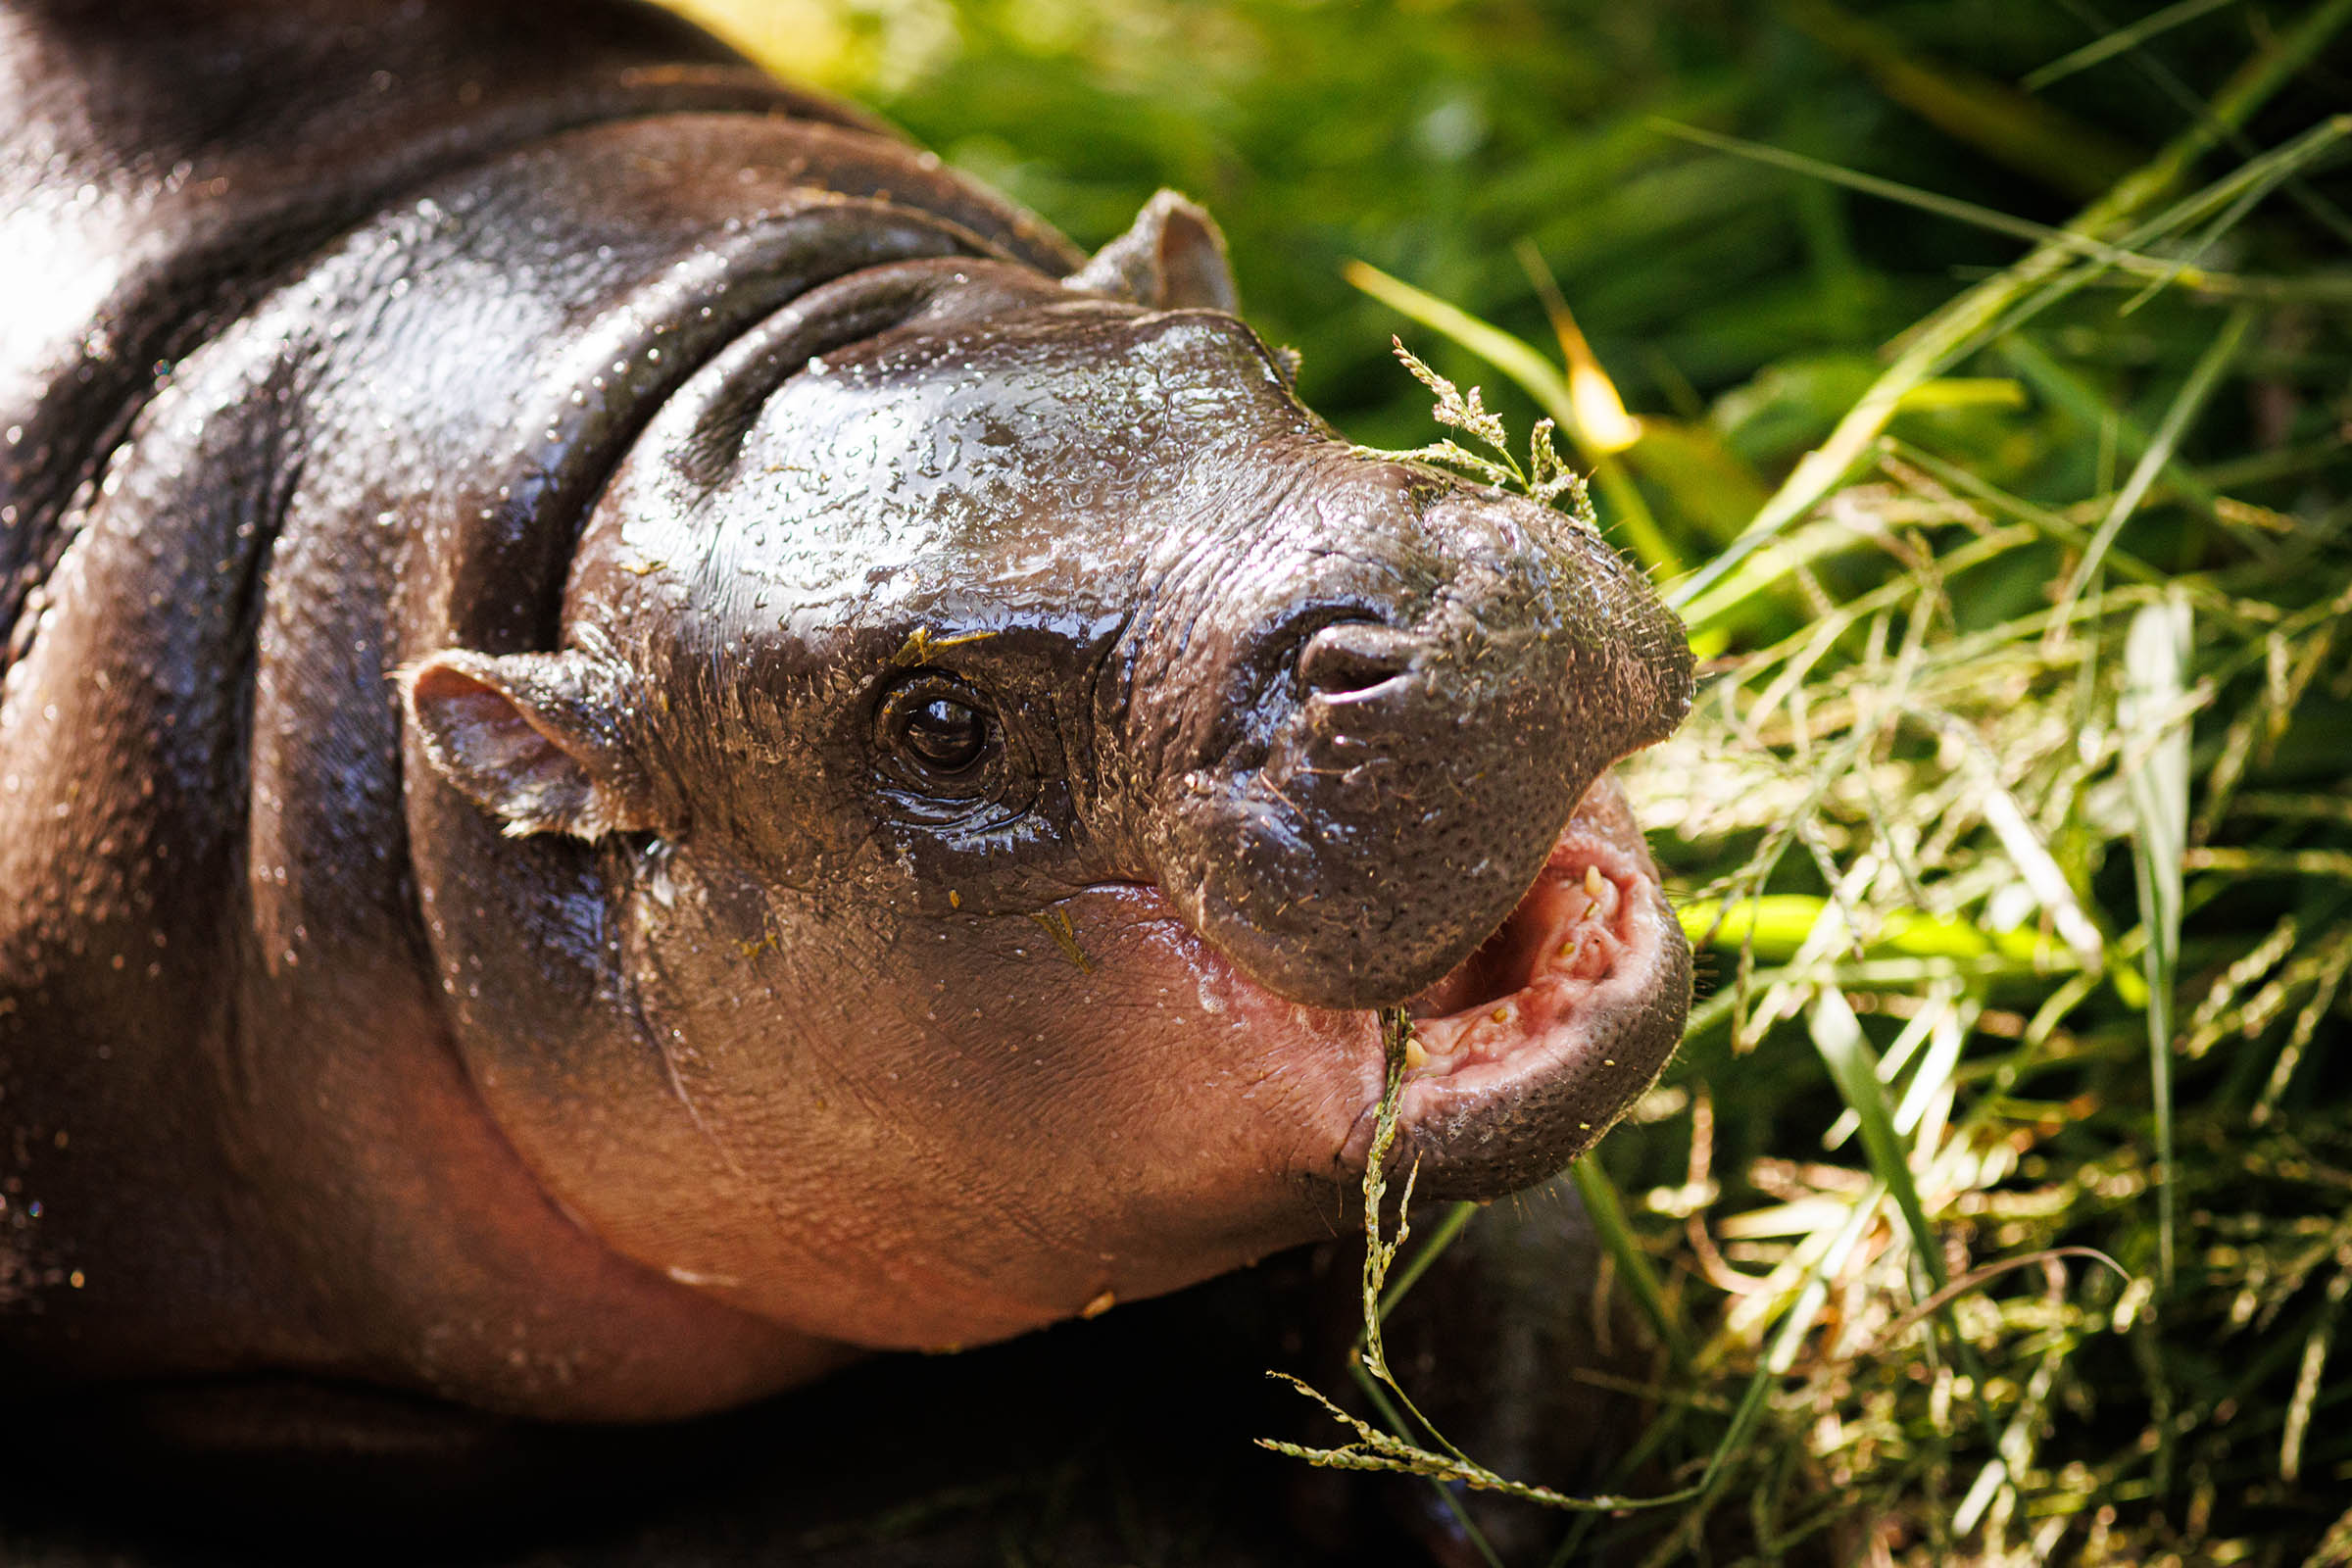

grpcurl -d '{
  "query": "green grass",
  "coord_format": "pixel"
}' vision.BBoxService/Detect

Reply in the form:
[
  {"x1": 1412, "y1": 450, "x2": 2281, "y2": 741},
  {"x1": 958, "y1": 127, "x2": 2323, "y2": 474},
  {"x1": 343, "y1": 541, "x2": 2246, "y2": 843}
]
[{"x1": 1309, "y1": 9, "x2": 2352, "y2": 1559}]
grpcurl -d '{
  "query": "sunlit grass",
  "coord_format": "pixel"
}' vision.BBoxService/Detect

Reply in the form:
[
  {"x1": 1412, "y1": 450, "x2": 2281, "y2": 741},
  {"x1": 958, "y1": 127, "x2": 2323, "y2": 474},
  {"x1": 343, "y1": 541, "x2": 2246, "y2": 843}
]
[{"x1": 1313, "y1": 8, "x2": 2352, "y2": 1559}]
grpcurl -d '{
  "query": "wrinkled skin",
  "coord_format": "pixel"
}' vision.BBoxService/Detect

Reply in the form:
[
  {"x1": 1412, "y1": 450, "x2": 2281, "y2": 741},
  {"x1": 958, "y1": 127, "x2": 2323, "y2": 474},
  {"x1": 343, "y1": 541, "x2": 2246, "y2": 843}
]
[{"x1": 0, "y1": 0, "x2": 1694, "y2": 1505}]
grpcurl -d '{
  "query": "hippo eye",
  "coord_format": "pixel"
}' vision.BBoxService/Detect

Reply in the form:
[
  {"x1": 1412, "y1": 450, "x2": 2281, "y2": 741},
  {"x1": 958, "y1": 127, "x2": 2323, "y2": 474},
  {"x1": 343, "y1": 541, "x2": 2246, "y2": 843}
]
[
  {"x1": 875, "y1": 674, "x2": 1006, "y2": 806},
  {"x1": 904, "y1": 696, "x2": 990, "y2": 774}
]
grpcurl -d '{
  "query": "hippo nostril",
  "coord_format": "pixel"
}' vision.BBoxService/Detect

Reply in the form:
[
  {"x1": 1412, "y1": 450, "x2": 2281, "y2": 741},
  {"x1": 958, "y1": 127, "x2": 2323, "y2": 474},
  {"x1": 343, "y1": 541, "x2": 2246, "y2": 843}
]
[{"x1": 1296, "y1": 621, "x2": 1421, "y2": 698}]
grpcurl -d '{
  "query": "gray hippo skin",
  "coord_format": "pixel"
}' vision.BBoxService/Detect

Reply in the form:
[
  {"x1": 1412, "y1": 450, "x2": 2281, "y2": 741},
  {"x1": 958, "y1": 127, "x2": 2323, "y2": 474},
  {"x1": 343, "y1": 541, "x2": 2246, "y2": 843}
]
[{"x1": 0, "y1": 0, "x2": 1692, "y2": 1471}]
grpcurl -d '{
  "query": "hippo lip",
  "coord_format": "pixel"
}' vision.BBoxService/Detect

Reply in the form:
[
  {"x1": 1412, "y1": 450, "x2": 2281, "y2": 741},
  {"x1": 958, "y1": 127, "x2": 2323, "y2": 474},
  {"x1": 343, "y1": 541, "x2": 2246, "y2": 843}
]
[{"x1": 1339, "y1": 772, "x2": 1692, "y2": 1200}]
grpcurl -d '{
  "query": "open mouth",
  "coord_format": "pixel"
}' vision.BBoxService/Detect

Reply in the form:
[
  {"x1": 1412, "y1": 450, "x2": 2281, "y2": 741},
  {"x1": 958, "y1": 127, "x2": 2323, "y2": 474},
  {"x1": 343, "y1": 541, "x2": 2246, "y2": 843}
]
[
  {"x1": 1403, "y1": 783, "x2": 1667, "y2": 1081},
  {"x1": 1363, "y1": 771, "x2": 1692, "y2": 1196},
  {"x1": 1050, "y1": 772, "x2": 1690, "y2": 1206}
]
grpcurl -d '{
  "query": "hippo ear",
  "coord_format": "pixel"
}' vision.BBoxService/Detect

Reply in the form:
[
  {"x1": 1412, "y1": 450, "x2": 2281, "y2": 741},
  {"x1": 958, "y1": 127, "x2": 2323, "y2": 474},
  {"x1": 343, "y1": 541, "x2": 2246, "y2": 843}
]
[
  {"x1": 402, "y1": 649, "x2": 659, "y2": 840},
  {"x1": 1064, "y1": 189, "x2": 1240, "y2": 312}
]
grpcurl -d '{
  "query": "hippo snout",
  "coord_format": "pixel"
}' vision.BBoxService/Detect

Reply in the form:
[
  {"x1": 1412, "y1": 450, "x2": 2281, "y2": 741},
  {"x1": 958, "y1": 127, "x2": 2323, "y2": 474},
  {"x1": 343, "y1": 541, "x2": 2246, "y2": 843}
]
[{"x1": 1143, "y1": 476, "x2": 1692, "y2": 1012}]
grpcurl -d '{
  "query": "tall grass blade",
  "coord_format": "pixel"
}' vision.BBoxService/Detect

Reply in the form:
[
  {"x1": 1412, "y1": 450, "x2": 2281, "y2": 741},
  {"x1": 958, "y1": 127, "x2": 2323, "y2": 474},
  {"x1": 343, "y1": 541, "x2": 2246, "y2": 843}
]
[
  {"x1": 2022, "y1": 0, "x2": 2237, "y2": 91},
  {"x1": 1569, "y1": 1156, "x2": 1695, "y2": 1373},
  {"x1": 1806, "y1": 988, "x2": 1944, "y2": 1294},
  {"x1": 2047, "y1": 0, "x2": 2352, "y2": 248},
  {"x1": 1650, "y1": 121, "x2": 2256, "y2": 292},
  {"x1": 2055, "y1": 305, "x2": 2253, "y2": 619},
  {"x1": 2120, "y1": 591, "x2": 2192, "y2": 1286},
  {"x1": 1994, "y1": 336, "x2": 2223, "y2": 520},
  {"x1": 1780, "y1": 0, "x2": 2136, "y2": 197}
]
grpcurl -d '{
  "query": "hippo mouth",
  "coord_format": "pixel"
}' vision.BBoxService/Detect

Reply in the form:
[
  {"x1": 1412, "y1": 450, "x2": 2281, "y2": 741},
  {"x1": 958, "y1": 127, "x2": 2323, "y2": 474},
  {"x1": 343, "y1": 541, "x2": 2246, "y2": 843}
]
[
  {"x1": 1403, "y1": 787, "x2": 1672, "y2": 1077},
  {"x1": 1058, "y1": 770, "x2": 1687, "y2": 1215},
  {"x1": 1345, "y1": 771, "x2": 1691, "y2": 1199}
]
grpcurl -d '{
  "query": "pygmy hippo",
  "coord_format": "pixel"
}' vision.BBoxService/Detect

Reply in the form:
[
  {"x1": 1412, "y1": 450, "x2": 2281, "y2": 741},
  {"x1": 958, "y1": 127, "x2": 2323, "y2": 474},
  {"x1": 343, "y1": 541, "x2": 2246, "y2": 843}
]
[{"x1": 0, "y1": 0, "x2": 1693, "y2": 1484}]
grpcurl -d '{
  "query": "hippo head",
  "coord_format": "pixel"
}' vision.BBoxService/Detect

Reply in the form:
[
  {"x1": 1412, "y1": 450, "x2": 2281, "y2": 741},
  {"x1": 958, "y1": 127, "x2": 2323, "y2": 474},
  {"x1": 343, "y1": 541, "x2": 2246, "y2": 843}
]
[{"x1": 401, "y1": 196, "x2": 1692, "y2": 1360}]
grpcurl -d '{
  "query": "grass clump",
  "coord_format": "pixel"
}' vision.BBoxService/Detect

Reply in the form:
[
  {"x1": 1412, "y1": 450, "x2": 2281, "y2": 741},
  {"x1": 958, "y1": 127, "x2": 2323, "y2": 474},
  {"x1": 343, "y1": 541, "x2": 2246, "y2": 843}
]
[{"x1": 1286, "y1": 10, "x2": 2352, "y2": 1564}]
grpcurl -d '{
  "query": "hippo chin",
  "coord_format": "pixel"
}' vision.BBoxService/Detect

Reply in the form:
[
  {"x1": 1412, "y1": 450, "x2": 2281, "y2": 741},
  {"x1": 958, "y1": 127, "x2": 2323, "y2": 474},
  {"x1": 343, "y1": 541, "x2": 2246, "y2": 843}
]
[{"x1": 0, "y1": 0, "x2": 1691, "y2": 1427}]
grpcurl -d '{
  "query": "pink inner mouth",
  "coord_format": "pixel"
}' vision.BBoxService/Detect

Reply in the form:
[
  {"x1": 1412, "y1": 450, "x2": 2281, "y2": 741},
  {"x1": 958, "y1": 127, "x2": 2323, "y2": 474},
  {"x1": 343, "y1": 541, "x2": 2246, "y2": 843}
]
[{"x1": 1396, "y1": 807, "x2": 1665, "y2": 1088}]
